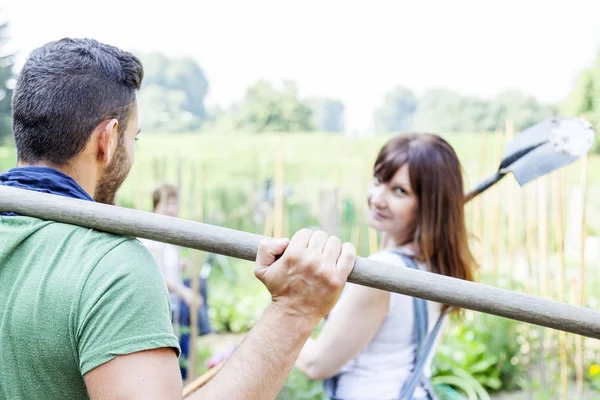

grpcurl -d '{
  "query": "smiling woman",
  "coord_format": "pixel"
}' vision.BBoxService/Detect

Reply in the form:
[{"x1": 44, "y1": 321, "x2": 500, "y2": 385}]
[{"x1": 294, "y1": 132, "x2": 477, "y2": 400}]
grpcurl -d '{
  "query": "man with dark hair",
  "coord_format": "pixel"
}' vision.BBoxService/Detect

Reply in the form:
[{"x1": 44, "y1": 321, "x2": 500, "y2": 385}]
[{"x1": 0, "y1": 38, "x2": 356, "y2": 400}]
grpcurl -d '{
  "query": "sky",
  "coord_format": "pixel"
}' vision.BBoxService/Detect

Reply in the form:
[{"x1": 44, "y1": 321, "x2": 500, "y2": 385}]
[{"x1": 3, "y1": 0, "x2": 600, "y2": 132}]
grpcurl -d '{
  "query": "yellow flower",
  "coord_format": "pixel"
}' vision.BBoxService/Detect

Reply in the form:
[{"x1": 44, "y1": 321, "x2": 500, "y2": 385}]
[{"x1": 589, "y1": 364, "x2": 600, "y2": 376}]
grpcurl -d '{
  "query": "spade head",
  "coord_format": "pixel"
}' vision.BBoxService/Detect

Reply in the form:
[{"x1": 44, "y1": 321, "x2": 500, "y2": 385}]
[{"x1": 500, "y1": 117, "x2": 595, "y2": 186}]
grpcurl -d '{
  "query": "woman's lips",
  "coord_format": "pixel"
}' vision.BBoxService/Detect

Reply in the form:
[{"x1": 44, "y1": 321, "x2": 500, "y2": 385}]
[{"x1": 371, "y1": 210, "x2": 390, "y2": 220}]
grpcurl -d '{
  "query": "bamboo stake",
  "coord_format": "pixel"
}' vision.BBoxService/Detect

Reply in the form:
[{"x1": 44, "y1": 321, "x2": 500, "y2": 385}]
[
  {"x1": 576, "y1": 154, "x2": 589, "y2": 397},
  {"x1": 3, "y1": 185, "x2": 600, "y2": 339},
  {"x1": 524, "y1": 182, "x2": 537, "y2": 392},
  {"x1": 476, "y1": 136, "x2": 487, "y2": 273},
  {"x1": 368, "y1": 227, "x2": 378, "y2": 254},
  {"x1": 491, "y1": 128, "x2": 503, "y2": 284},
  {"x1": 537, "y1": 175, "x2": 548, "y2": 389},
  {"x1": 187, "y1": 163, "x2": 199, "y2": 384},
  {"x1": 554, "y1": 169, "x2": 568, "y2": 400},
  {"x1": 505, "y1": 121, "x2": 517, "y2": 279},
  {"x1": 198, "y1": 163, "x2": 206, "y2": 225},
  {"x1": 273, "y1": 136, "x2": 285, "y2": 238},
  {"x1": 177, "y1": 157, "x2": 183, "y2": 214}
]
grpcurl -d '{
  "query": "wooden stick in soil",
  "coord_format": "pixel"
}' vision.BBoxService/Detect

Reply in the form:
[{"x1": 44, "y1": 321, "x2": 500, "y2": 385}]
[
  {"x1": 554, "y1": 169, "x2": 568, "y2": 400},
  {"x1": 491, "y1": 127, "x2": 503, "y2": 284},
  {"x1": 505, "y1": 120, "x2": 517, "y2": 280},
  {"x1": 537, "y1": 175, "x2": 549, "y2": 390},
  {"x1": 525, "y1": 181, "x2": 537, "y2": 394},
  {"x1": 187, "y1": 162, "x2": 199, "y2": 383},
  {"x1": 273, "y1": 135, "x2": 285, "y2": 239},
  {"x1": 576, "y1": 154, "x2": 589, "y2": 398}
]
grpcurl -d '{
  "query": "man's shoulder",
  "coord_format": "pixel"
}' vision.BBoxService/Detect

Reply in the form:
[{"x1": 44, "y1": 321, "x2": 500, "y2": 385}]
[{"x1": 1, "y1": 215, "x2": 156, "y2": 273}]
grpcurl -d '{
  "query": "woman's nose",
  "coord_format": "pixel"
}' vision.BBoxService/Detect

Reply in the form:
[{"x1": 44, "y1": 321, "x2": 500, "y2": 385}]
[{"x1": 369, "y1": 185, "x2": 387, "y2": 208}]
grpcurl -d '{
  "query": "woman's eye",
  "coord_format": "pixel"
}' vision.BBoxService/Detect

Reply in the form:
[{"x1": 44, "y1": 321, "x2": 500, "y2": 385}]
[
  {"x1": 373, "y1": 176, "x2": 381, "y2": 185},
  {"x1": 395, "y1": 187, "x2": 407, "y2": 195}
]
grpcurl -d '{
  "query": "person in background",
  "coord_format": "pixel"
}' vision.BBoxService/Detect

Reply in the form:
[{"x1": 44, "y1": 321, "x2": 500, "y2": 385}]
[
  {"x1": 295, "y1": 133, "x2": 477, "y2": 400},
  {"x1": 139, "y1": 181, "x2": 212, "y2": 380}
]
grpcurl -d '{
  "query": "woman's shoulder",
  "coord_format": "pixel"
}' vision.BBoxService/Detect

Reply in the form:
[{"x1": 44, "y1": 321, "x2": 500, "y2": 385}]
[
  {"x1": 369, "y1": 248, "x2": 428, "y2": 272},
  {"x1": 368, "y1": 249, "x2": 408, "y2": 265}
]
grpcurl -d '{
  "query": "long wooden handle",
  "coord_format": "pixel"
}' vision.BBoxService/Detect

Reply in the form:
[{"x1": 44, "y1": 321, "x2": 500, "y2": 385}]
[{"x1": 1, "y1": 185, "x2": 599, "y2": 339}]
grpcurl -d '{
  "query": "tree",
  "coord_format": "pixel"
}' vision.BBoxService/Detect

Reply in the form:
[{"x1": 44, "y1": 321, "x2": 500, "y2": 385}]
[
  {"x1": 378, "y1": 87, "x2": 557, "y2": 134},
  {"x1": 374, "y1": 87, "x2": 417, "y2": 133},
  {"x1": 136, "y1": 52, "x2": 208, "y2": 133},
  {"x1": 307, "y1": 97, "x2": 345, "y2": 133},
  {"x1": 492, "y1": 90, "x2": 556, "y2": 133},
  {"x1": 562, "y1": 53, "x2": 600, "y2": 153},
  {"x1": 412, "y1": 89, "x2": 467, "y2": 132},
  {"x1": 236, "y1": 80, "x2": 314, "y2": 133},
  {"x1": 0, "y1": 19, "x2": 14, "y2": 144}
]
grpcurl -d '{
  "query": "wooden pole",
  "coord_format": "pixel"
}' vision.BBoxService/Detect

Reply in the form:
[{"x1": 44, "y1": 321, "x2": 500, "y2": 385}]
[
  {"x1": 368, "y1": 227, "x2": 378, "y2": 254},
  {"x1": 491, "y1": 128, "x2": 503, "y2": 284},
  {"x1": 524, "y1": 182, "x2": 537, "y2": 391},
  {"x1": 505, "y1": 121, "x2": 517, "y2": 280},
  {"x1": 536, "y1": 175, "x2": 548, "y2": 389},
  {"x1": 576, "y1": 154, "x2": 589, "y2": 397},
  {"x1": 3, "y1": 186, "x2": 600, "y2": 339},
  {"x1": 273, "y1": 135, "x2": 285, "y2": 238},
  {"x1": 187, "y1": 163, "x2": 199, "y2": 384},
  {"x1": 476, "y1": 136, "x2": 488, "y2": 272},
  {"x1": 554, "y1": 169, "x2": 568, "y2": 400}
]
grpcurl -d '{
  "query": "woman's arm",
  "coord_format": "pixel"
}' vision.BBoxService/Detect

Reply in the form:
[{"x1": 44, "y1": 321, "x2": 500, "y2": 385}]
[{"x1": 295, "y1": 282, "x2": 390, "y2": 380}]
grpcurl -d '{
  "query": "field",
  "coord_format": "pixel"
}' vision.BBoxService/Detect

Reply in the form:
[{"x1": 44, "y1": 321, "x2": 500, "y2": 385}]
[{"x1": 2, "y1": 130, "x2": 600, "y2": 399}]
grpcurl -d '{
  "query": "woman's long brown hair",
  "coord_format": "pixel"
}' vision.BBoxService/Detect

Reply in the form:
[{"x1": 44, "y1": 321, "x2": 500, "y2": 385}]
[{"x1": 373, "y1": 133, "x2": 477, "y2": 314}]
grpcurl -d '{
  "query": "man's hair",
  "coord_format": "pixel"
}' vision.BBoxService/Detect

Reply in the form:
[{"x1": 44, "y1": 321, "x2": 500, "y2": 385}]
[
  {"x1": 12, "y1": 38, "x2": 144, "y2": 165},
  {"x1": 152, "y1": 182, "x2": 179, "y2": 210}
]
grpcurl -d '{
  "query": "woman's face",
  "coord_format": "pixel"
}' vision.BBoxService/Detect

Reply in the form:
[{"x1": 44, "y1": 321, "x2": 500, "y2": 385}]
[{"x1": 367, "y1": 163, "x2": 418, "y2": 246}]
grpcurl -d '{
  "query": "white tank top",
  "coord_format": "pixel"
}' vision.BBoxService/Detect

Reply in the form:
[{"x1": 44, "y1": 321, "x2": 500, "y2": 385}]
[{"x1": 331, "y1": 249, "x2": 445, "y2": 400}]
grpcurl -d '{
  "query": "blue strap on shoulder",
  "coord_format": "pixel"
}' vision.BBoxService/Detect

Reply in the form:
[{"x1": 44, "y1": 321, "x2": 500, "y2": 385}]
[
  {"x1": 393, "y1": 250, "x2": 447, "y2": 400},
  {"x1": 323, "y1": 250, "x2": 447, "y2": 400}
]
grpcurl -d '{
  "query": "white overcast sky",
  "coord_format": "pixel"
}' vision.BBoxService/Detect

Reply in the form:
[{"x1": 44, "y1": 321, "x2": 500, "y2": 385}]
[{"x1": 3, "y1": 0, "x2": 600, "y2": 132}]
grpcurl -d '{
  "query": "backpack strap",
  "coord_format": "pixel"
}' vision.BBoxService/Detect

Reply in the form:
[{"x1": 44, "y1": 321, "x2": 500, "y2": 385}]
[
  {"x1": 392, "y1": 251, "x2": 447, "y2": 400},
  {"x1": 324, "y1": 250, "x2": 447, "y2": 400}
]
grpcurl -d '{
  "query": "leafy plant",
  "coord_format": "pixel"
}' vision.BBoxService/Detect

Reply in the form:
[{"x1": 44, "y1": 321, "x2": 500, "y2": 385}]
[{"x1": 431, "y1": 310, "x2": 527, "y2": 399}]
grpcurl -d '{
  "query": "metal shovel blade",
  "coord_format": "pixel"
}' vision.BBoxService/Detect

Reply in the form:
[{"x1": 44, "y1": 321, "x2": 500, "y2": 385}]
[
  {"x1": 464, "y1": 116, "x2": 595, "y2": 202},
  {"x1": 503, "y1": 117, "x2": 595, "y2": 186}
]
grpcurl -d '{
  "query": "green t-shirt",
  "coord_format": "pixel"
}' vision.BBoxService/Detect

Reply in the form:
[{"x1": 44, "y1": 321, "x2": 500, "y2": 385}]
[{"x1": 0, "y1": 216, "x2": 181, "y2": 399}]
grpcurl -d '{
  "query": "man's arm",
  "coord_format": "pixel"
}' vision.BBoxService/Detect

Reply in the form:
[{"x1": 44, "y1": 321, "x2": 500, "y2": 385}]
[
  {"x1": 189, "y1": 229, "x2": 356, "y2": 400},
  {"x1": 188, "y1": 304, "x2": 315, "y2": 399},
  {"x1": 84, "y1": 348, "x2": 182, "y2": 399}
]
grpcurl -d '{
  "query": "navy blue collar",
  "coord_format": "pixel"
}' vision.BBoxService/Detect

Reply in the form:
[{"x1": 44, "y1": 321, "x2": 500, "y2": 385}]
[{"x1": 0, "y1": 166, "x2": 94, "y2": 216}]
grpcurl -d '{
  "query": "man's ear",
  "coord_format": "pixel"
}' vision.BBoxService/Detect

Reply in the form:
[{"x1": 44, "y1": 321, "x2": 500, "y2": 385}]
[{"x1": 98, "y1": 119, "x2": 119, "y2": 165}]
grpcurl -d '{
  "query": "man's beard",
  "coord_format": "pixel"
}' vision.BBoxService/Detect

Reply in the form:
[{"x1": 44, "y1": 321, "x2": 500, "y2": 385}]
[{"x1": 94, "y1": 142, "x2": 131, "y2": 205}]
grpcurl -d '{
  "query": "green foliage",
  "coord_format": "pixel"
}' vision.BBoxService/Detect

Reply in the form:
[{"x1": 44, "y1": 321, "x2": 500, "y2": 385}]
[
  {"x1": 562, "y1": 54, "x2": 600, "y2": 153},
  {"x1": 206, "y1": 258, "x2": 270, "y2": 333},
  {"x1": 376, "y1": 87, "x2": 556, "y2": 134},
  {"x1": 432, "y1": 315, "x2": 518, "y2": 398},
  {"x1": 374, "y1": 86, "x2": 418, "y2": 133},
  {"x1": 135, "y1": 52, "x2": 208, "y2": 133},
  {"x1": 275, "y1": 368, "x2": 328, "y2": 400},
  {"x1": 306, "y1": 97, "x2": 345, "y2": 133},
  {"x1": 0, "y1": 19, "x2": 14, "y2": 144},
  {"x1": 235, "y1": 80, "x2": 315, "y2": 133}
]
